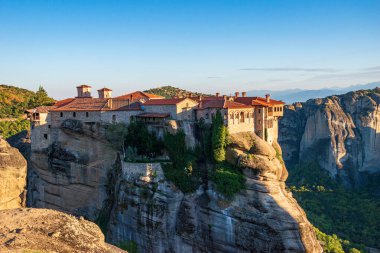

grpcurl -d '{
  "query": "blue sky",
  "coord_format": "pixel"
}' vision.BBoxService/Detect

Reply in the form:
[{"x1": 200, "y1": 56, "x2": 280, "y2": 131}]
[{"x1": 0, "y1": 0, "x2": 379, "y2": 98}]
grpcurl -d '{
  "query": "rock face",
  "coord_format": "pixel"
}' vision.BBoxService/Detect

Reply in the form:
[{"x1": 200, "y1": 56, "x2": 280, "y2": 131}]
[
  {"x1": 28, "y1": 120, "x2": 321, "y2": 252},
  {"x1": 0, "y1": 137, "x2": 27, "y2": 210},
  {"x1": 0, "y1": 208, "x2": 126, "y2": 253},
  {"x1": 106, "y1": 132, "x2": 321, "y2": 253},
  {"x1": 279, "y1": 88, "x2": 380, "y2": 189}
]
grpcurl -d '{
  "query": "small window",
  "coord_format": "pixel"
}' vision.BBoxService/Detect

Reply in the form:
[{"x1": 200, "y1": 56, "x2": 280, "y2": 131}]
[
  {"x1": 112, "y1": 115, "x2": 116, "y2": 123},
  {"x1": 48, "y1": 125, "x2": 51, "y2": 128},
  {"x1": 60, "y1": 112, "x2": 63, "y2": 117},
  {"x1": 43, "y1": 134, "x2": 48, "y2": 139},
  {"x1": 86, "y1": 112, "x2": 89, "y2": 117},
  {"x1": 73, "y1": 112, "x2": 76, "y2": 117},
  {"x1": 258, "y1": 109, "x2": 261, "y2": 114},
  {"x1": 206, "y1": 113, "x2": 209, "y2": 119}
]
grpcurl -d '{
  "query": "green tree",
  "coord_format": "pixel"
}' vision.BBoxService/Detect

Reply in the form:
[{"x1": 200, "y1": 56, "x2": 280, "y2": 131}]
[
  {"x1": 29, "y1": 86, "x2": 55, "y2": 108},
  {"x1": 211, "y1": 110, "x2": 228, "y2": 162}
]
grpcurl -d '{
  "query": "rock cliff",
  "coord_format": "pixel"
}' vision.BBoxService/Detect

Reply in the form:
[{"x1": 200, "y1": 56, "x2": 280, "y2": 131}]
[
  {"x1": 28, "y1": 119, "x2": 322, "y2": 252},
  {"x1": 279, "y1": 88, "x2": 380, "y2": 189},
  {"x1": 106, "y1": 132, "x2": 321, "y2": 252},
  {"x1": 0, "y1": 137, "x2": 27, "y2": 210},
  {"x1": 0, "y1": 208, "x2": 126, "y2": 253}
]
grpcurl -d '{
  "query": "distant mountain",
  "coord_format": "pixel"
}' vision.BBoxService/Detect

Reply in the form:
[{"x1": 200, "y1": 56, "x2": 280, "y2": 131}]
[{"x1": 248, "y1": 81, "x2": 380, "y2": 104}]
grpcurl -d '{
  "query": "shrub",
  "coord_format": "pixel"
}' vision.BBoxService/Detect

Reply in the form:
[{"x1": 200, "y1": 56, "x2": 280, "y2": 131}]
[{"x1": 212, "y1": 162, "x2": 245, "y2": 198}]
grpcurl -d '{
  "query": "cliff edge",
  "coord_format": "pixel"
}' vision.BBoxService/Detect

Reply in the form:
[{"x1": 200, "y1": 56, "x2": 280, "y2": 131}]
[{"x1": 0, "y1": 137, "x2": 27, "y2": 210}]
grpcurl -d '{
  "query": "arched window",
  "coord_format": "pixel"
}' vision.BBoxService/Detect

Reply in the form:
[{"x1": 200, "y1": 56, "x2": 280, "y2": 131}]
[
  {"x1": 60, "y1": 112, "x2": 63, "y2": 117},
  {"x1": 73, "y1": 112, "x2": 76, "y2": 117},
  {"x1": 240, "y1": 112, "x2": 245, "y2": 123},
  {"x1": 86, "y1": 112, "x2": 89, "y2": 117}
]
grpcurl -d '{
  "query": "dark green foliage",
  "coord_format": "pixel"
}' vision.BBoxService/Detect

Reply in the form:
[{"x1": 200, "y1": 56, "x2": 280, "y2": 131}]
[
  {"x1": 117, "y1": 240, "x2": 139, "y2": 253},
  {"x1": 0, "y1": 119, "x2": 30, "y2": 139},
  {"x1": 162, "y1": 130, "x2": 201, "y2": 193},
  {"x1": 163, "y1": 130, "x2": 187, "y2": 169},
  {"x1": 287, "y1": 161, "x2": 380, "y2": 250},
  {"x1": 211, "y1": 162, "x2": 245, "y2": 198},
  {"x1": 125, "y1": 122, "x2": 163, "y2": 158},
  {"x1": 211, "y1": 110, "x2": 228, "y2": 162},
  {"x1": 105, "y1": 122, "x2": 129, "y2": 151},
  {"x1": 144, "y1": 85, "x2": 209, "y2": 98},
  {"x1": 161, "y1": 163, "x2": 200, "y2": 193}
]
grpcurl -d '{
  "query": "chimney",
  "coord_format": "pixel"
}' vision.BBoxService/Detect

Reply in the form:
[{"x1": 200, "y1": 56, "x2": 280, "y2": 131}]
[
  {"x1": 223, "y1": 95, "x2": 227, "y2": 101},
  {"x1": 265, "y1": 94, "x2": 271, "y2": 103},
  {"x1": 76, "y1": 85, "x2": 92, "y2": 98},
  {"x1": 216, "y1": 92, "x2": 220, "y2": 97},
  {"x1": 98, "y1": 87, "x2": 112, "y2": 99},
  {"x1": 235, "y1": 92, "x2": 239, "y2": 98},
  {"x1": 242, "y1": 92, "x2": 247, "y2": 97},
  {"x1": 188, "y1": 93, "x2": 193, "y2": 98},
  {"x1": 198, "y1": 95, "x2": 202, "y2": 101}
]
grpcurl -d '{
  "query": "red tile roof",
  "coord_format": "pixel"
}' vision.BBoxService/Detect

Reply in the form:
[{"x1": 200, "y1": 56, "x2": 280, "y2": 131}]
[
  {"x1": 54, "y1": 98, "x2": 75, "y2": 107},
  {"x1": 235, "y1": 97, "x2": 285, "y2": 106},
  {"x1": 115, "y1": 91, "x2": 164, "y2": 101},
  {"x1": 200, "y1": 99, "x2": 252, "y2": 109},
  {"x1": 136, "y1": 113, "x2": 170, "y2": 118},
  {"x1": 50, "y1": 98, "x2": 111, "y2": 111},
  {"x1": 143, "y1": 98, "x2": 188, "y2": 106},
  {"x1": 26, "y1": 106, "x2": 57, "y2": 114}
]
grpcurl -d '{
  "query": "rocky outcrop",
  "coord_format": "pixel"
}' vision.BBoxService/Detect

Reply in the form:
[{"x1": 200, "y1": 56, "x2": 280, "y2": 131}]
[
  {"x1": 279, "y1": 88, "x2": 380, "y2": 189},
  {"x1": 0, "y1": 137, "x2": 27, "y2": 210},
  {"x1": 28, "y1": 121, "x2": 118, "y2": 220},
  {"x1": 106, "y1": 132, "x2": 321, "y2": 253},
  {"x1": 0, "y1": 208, "x2": 126, "y2": 253},
  {"x1": 28, "y1": 119, "x2": 321, "y2": 252}
]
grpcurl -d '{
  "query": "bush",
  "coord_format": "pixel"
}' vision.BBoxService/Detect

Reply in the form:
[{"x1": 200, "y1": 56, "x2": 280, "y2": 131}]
[
  {"x1": 212, "y1": 162, "x2": 245, "y2": 198},
  {"x1": 125, "y1": 121, "x2": 163, "y2": 158},
  {"x1": 0, "y1": 119, "x2": 30, "y2": 139},
  {"x1": 161, "y1": 163, "x2": 200, "y2": 193}
]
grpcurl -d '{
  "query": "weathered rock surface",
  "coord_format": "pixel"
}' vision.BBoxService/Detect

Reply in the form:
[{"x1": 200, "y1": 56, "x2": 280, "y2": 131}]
[
  {"x1": 0, "y1": 208, "x2": 126, "y2": 253},
  {"x1": 28, "y1": 121, "x2": 118, "y2": 220},
  {"x1": 279, "y1": 88, "x2": 380, "y2": 189},
  {"x1": 0, "y1": 137, "x2": 27, "y2": 210},
  {"x1": 28, "y1": 120, "x2": 321, "y2": 252},
  {"x1": 106, "y1": 132, "x2": 321, "y2": 253}
]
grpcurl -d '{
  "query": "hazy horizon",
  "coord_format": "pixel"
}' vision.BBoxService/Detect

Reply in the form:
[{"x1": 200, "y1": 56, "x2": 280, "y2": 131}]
[{"x1": 1, "y1": 0, "x2": 380, "y2": 98}]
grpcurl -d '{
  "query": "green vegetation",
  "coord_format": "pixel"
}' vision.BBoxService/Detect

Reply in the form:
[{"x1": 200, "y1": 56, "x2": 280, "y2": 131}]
[
  {"x1": 211, "y1": 162, "x2": 245, "y2": 198},
  {"x1": 0, "y1": 119, "x2": 30, "y2": 139},
  {"x1": 314, "y1": 227, "x2": 364, "y2": 253},
  {"x1": 144, "y1": 85, "x2": 209, "y2": 98},
  {"x1": 211, "y1": 110, "x2": 228, "y2": 162},
  {"x1": 0, "y1": 85, "x2": 54, "y2": 118},
  {"x1": 125, "y1": 122, "x2": 164, "y2": 158},
  {"x1": 287, "y1": 161, "x2": 380, "y2": 251},
  {"x1": 0, "y1": 85, "x2": 54, "y2": 138},
  {"x1": 117, "y1": 240, "x2": 139, "y2": 253},
  {"x1": 105, "y1": 122, "x2": 129, "y2": 152},
  {"x1": 162, "y1": 130, "x2": 201, "y2": 193}
]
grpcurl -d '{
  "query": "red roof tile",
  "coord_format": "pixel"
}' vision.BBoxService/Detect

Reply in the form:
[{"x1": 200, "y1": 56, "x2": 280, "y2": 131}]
[
  {"x1": 54, "y1": 98, "x2": 75, "y2": 107},
  {"x1": 235, "y1": 97, "x2": 285, "y2": 106},
  {"x1": 200, "y1": 99, "x2": 252, "y2": 109},
  {"x1": 143, "y1": 98, "x2": 187, "y2": 106},
  {"x1": 115, "y1": 91, "x2": 164, "y2": 101},
  {"x1": 26, "y1": 106, "x2": 57, "y2": 114},
  {"x1": 50, "y1": 98, "x2": 111, "y2": 111}
]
